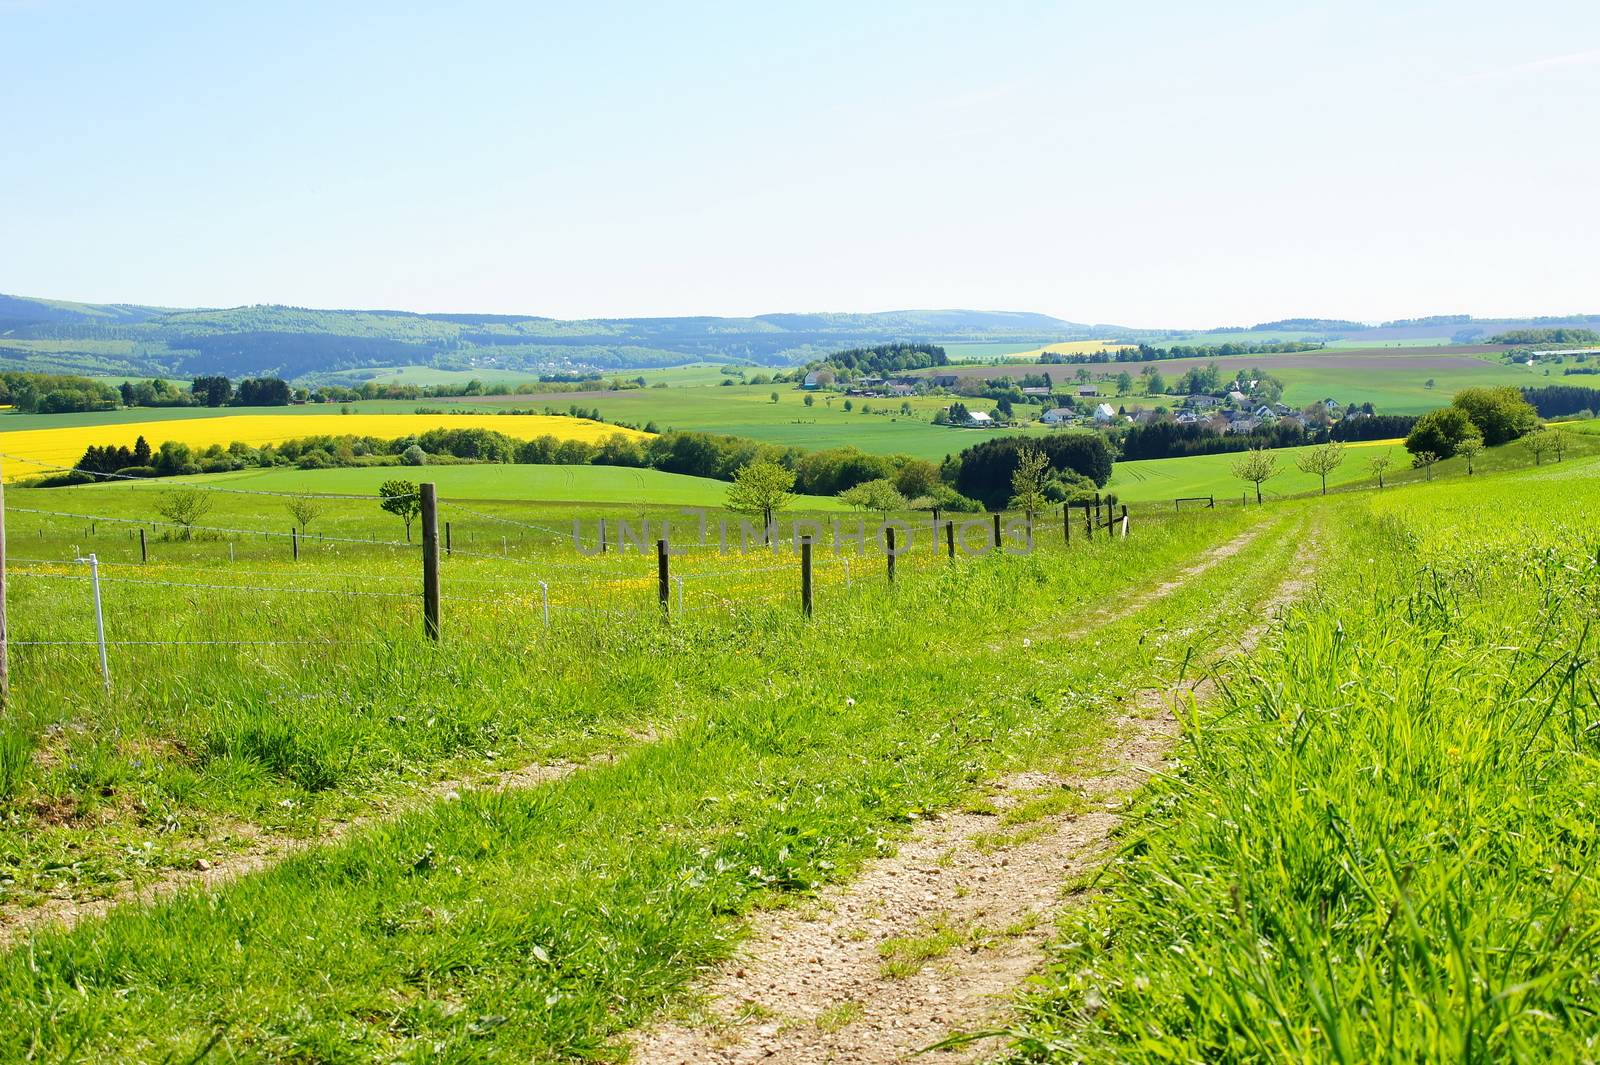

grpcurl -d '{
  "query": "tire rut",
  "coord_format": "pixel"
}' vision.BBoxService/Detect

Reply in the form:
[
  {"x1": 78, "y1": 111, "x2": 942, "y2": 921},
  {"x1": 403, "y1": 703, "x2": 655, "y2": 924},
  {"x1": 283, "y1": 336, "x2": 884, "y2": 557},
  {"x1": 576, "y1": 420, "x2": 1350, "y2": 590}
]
[{"x1": 627, "y1": 520, "x2": 1321, "y2": 1064}]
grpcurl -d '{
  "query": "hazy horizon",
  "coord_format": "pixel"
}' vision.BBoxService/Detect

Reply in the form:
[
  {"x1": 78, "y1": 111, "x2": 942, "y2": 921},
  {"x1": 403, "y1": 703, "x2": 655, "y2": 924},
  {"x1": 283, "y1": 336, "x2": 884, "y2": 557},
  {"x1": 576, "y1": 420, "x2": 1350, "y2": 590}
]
[{"x1": 3, "y1": 1, "x2": 1597, "y2": 328}]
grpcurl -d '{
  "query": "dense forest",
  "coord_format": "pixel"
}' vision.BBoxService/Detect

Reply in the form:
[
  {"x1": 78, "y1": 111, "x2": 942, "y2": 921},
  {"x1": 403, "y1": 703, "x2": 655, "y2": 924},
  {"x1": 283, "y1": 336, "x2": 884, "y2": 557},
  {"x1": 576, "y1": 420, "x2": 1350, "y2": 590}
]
[{"x1": 1489, "y1": 328, "x2": 1600, "y2": 346}]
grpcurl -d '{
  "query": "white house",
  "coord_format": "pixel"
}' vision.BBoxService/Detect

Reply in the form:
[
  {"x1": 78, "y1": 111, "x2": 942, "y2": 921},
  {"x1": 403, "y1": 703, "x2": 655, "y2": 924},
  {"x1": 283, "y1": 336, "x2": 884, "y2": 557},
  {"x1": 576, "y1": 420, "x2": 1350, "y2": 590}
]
[
  {"x1": 1041, "y1": 407, "x2": 1074, "y2": 425},
  {"x1": 1092, "y1": 403, "x2": 1117, "y2": 423},
  {"x1": 965, "y1": 410, "x2": 994, "y2": 427}
]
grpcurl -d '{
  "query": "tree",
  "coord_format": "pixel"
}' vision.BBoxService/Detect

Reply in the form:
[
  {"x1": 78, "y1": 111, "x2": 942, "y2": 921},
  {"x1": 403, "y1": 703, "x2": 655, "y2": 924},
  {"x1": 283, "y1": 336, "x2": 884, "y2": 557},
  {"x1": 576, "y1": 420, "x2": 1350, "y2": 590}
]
[
  {"x1": 1232, "y1": 448, "x2": 1280, "y2": 504},
  {"x1": 1522, "y1": 428, "x2": 1557, "y2": 466},
  {"x1": 285, "y1": 495, "x2": 323, "y2": 533},
  {"x1": 1115, "y1": 371, "x2": 1134, "y2": 395},
  {"x1": 803, "y1": 393, "x2": 814, "y2": 407},
  {"x1": 1294, "y1": 442, "x2": 1346, "y2": 495},
  {"x1": 770, "y1": 391, "x2": 780, "y2": 403},
  {"x1": 1412, "y1": 451, "x2": 1440, "y2": 480},
  {"x1": 401, "y1": 444, "x2": 428, "y2": 466},
  {"x1": 1451, "y1": 386, "x2": 1540, "y2": 446},
  {"x1": 840, "y1": 478, "x2": 907, "y2": 516},
  {"x1": 726, "y1": 459, "x2": 795, "y2": 533},
  {"x1": 893, "y1": 459, "x2": 941, "y2": 500},
  {"x1": 1145, "y1": 370, "x2": 1168, "y2": 396},
  {"x1": 1457, "y1": 433, "x2": 1484, "y2": 475},
  {"x1": 1452, "y1": 385, "x2": 1536, "y2": 444},
  {"x1": 1406, "y1": 406, "x2": 1476, "y2": 460},
  {"x1": 132, "y1": 435, "x2": 153, "y2": 467},
  {"x1": 155, "y1": 488, "x2": 213, "y2": 540},
  {"x1": 1366, "y1": 449, "x2": 1395, "y2": 488},
  {"x1": 1552, "y1": 430, "x2": 1569, "y2": 463},
  {"x1": 379, "y1": 479, "x2": 422, "y2": 541},
  {"x1": 1008, "y1": 445, "x2": 1051, "y2": 520},
  {"x1": 842, "y1": 399, "x2": 853, "y2": 412}
]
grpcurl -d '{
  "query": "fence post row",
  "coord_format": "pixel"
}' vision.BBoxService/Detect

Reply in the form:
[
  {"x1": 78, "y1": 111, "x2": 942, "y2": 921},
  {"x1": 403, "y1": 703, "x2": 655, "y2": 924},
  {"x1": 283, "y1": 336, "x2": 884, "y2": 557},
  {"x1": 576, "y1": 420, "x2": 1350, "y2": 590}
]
[{"x1": 420, "y1": 483, "x2": 440, "y2": 640}]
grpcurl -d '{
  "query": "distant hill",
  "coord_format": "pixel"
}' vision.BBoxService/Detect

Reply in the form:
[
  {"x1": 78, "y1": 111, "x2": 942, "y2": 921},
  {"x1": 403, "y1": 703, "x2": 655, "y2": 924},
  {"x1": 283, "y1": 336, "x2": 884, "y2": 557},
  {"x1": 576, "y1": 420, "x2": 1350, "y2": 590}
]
[
  {"x1": 0, "y1": 293, "x2": 1098, "y2": 381},
  {"x1": 4, "y1": 292, "x2": 1599, "y2": 382}
]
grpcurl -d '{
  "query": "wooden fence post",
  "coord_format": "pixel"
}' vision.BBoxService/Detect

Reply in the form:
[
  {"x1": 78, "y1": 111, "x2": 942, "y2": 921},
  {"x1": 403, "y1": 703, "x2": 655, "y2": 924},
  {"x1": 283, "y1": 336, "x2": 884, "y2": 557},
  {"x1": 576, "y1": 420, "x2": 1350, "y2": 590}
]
[
  {"x1": 291, "y1": 527, "x2": 299, "y2": 562},
  {"x1": 1084, "y1": 500, "x2": 1093, "y2": 540},
  {"x1": 1121, "y1": 504, "x2": 1129, "y2": 539},
  {"x1": 992, "y1": 512, "x2": 1002, "y2": 548},
  {"x1": 421, "y1": 483, "x2": 440, "y2": 640},
  {"x1": 945, "y1": 519, "x2": 956, "y2": 559},
  {"x1": 599, "y1": 518, "x2": 608, "y2": 554},
  {"x1": 139, "y1": 528, "x2": 147, "y2": 564},
  {"x1": 445, "y1": 521, "x2": 452, "y2": 557},
  {"x1": 657, "y1": 538, "x2": 670, "y2": 615},
  {"x1": 801, "y1": 537, "x2": 813, "y2": 617},
  {"x1": 886, "y1": 526, "x2": 896, "y2": 583},
  {"x1": 1063, "y1": 501, "x2": 1070, "y2": 544}
]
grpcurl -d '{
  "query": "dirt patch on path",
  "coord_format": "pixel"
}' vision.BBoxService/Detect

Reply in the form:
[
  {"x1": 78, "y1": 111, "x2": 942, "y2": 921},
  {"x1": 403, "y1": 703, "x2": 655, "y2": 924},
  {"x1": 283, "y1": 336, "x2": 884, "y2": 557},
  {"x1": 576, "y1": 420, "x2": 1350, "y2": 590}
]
[
  {"x1": 0, "y1": 753, "x2": 596, "y2": 950},
  {"x1": 628, "y1": 522, "x2": 1321, "y2": 1065}
]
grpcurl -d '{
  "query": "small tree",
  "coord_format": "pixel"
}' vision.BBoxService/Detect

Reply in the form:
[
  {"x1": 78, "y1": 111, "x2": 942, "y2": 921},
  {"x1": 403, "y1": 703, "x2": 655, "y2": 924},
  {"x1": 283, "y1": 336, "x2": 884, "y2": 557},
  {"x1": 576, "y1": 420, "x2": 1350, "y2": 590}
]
[
  {"x1": 770, "y1": 391, "x2": 780, "y2": 403},
  {"x1": 379, "y1": 479, "x2": 422, "y2": 541},
  {"x1": 1232, "y1": 448, "x2": 1280, "y2": 504},
  {"x1": 840, "y1": 478, "x2": 907, "y2": 517},
  {"x1": 803, "y1": 393, "x2": 814, "y2": 407},
  {"x1": 1366, "y1": 449, "x2": 1394, "y2": 489},
  {"x1": 1552, "y1": 430, "x2": 1568, "y2": 462},
  {"x1": 726, "y1": 459, "x2": 795, "y2": 534},
  {"x1": 1008, "y1": 445, "x2": 1051, "y2": 521},
  {"x1": 400, "y1": 444, "x2": 428, "y2": 466},
  {"x1": 155, "y1": 488, "x2": 213, "y2": 540},
  {"x1": 1413, "y1": 450, "x2": 1439, "y2": 481},
  {"x1": 1522, "y1": 429, "x2": 1556, "y2": 466},
  {"x1": 1294, "y1": 442, "x2": 1346, "y2": 495},
  {"x1": 1457, "y1": 433, "x2": 1485, "y2": 475},
  {"x1": 285, "y1": 495, "x2": 324, "y2": 533}
]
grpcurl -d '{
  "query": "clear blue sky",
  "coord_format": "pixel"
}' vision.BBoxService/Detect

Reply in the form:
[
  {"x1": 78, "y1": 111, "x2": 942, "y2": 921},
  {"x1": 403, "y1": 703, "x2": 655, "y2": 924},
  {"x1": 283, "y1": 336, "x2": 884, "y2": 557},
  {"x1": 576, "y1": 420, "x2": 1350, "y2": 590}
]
[{"x1": 2, "y1": 0, "x2": 1596, "y2": 327}]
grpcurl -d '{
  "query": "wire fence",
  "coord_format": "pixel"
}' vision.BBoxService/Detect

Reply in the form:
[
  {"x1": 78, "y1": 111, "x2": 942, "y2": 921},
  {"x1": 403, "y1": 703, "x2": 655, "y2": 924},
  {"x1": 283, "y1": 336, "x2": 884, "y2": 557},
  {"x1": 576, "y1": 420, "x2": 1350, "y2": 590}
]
[{"x1": 0, "y1": 473, "x2": 1137, "y2": 698}]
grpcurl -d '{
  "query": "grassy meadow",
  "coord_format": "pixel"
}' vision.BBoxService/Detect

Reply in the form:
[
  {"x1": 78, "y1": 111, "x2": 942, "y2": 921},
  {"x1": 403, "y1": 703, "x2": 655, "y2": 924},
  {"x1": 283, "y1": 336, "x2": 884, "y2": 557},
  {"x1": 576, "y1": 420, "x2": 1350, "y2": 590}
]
[
  {"x1": 0, "y1": 468, "x2": 1302, "y2": 1059},
  {"x1": 1010, "y1": 452, "x2": 1600, "y2": 1062}
]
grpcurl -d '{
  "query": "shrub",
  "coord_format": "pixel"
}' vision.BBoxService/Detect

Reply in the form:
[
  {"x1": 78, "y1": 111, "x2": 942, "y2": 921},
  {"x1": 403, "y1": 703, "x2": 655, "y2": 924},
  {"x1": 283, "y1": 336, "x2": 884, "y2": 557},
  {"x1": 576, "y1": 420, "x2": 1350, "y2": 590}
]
[{"x1": 400, "y1": 444, "x2": 428, "y2": 466}]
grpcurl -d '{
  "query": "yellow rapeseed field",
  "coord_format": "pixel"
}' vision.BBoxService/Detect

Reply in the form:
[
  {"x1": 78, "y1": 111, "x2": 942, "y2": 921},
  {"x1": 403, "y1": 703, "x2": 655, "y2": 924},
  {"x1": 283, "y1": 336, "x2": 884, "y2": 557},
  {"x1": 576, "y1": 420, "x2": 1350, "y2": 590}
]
[
  {"x1": 1003, "y1": 340, "x2": 1137, "y2": 361},
  {"x1": 0, "y1": 413, "x2": 646, "y2": 479}
]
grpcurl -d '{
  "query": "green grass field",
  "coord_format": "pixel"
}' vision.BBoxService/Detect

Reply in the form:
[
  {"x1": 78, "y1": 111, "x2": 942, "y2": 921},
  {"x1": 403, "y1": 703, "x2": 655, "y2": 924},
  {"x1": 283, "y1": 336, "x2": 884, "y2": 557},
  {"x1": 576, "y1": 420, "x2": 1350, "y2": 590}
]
[
  {"x1": 0, "y1": 433, "x2": 1596, "y2": 1059},
  {"x1": 156, "y1": 462, "x2": 849, "y2": 508},
  {"x1": 1011, "y1": 453, "x2": 1600, "y2": 1061}
]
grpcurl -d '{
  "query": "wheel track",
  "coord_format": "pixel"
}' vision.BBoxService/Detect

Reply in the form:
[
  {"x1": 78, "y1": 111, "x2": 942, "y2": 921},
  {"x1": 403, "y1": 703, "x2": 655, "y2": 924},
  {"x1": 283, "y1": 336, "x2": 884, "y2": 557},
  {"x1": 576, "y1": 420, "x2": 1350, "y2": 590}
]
[{"x1": 628, "y1": 518, "x2": 1322, "y2": 1064}]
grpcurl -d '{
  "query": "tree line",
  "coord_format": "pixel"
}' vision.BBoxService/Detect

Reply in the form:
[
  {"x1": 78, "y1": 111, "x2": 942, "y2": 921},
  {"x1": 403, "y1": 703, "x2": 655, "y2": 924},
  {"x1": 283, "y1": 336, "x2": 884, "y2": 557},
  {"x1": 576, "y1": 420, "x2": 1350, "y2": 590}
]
[{"x1": 1522, "y1": 384, "x2": 1600, "y2": 418}]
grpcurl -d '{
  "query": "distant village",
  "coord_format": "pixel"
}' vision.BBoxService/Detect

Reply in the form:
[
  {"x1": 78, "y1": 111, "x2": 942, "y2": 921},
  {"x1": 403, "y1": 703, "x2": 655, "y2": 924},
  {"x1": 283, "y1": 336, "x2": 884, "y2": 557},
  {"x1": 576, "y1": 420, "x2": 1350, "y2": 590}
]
[{"x1": 800, "y1": 364, "x2": 1371, "y2": 437}]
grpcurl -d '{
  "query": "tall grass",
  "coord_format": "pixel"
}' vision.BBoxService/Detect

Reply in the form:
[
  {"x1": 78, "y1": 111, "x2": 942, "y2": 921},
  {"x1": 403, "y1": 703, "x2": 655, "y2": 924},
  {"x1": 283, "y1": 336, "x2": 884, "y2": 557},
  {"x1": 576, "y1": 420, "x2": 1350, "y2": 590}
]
[{"x1": 1009, "y1": 456, "x2": 1600, "y2": 1062}]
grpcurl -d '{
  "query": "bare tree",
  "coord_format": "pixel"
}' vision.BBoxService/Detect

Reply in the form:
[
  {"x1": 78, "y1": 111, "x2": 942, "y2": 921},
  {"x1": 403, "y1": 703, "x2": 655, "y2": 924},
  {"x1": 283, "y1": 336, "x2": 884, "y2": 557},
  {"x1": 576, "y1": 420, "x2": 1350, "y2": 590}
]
[
  {"x1": 1232, "y1": 448, "x2": 1281, "y2": 504},
  {"x1": 155, "y1": 488, "x2": 213, "y2": 541},
  {"x1": 1294, "y1": 442, "x2": 1346, "y2": 495},
  {"x1": 1366, "y1": 449, "x2": 1395, "y2": 489},
  {"x1": 285, "y1": 495, "x2": 324, "y2": 534}
]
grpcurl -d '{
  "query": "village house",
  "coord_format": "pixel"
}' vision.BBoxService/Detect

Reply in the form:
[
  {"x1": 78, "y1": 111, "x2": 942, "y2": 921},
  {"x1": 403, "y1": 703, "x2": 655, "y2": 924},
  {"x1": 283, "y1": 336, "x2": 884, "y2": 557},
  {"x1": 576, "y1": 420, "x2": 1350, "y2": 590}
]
[{"x1": 1041, "y1": 407, "x2": 1075, "y2": 425}]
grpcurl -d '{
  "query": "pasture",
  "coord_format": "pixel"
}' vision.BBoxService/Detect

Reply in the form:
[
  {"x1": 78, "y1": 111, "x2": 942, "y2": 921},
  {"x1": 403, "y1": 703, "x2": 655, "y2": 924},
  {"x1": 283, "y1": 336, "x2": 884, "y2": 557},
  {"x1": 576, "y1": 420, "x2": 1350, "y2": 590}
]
[{"x1": 157, "y1": 462, "x2": 850, "y2": 508}]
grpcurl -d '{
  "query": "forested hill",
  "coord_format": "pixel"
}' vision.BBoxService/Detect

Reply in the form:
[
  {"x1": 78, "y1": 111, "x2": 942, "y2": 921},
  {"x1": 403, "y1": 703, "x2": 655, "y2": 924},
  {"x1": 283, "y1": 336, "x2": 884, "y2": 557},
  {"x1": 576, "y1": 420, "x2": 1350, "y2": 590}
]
[{"x1": 0, "y1": 293, "x2": 1091, "y2": 380}]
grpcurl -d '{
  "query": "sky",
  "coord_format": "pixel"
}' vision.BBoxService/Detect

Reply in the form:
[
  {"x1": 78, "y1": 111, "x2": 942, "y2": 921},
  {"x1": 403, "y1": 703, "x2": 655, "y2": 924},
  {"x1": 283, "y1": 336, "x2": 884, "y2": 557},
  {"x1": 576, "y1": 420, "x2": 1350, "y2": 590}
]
[{"x1": 1, "y1": 0, "x2": 1597, "y2": 328}]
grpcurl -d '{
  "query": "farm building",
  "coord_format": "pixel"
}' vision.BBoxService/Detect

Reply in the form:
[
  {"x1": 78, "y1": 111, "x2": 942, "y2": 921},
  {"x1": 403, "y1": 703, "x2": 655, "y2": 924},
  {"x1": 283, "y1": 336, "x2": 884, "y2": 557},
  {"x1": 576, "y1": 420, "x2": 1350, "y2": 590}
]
[{"x1": 1041, "y1": 407, "x2": 1075, "y2": 425}]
